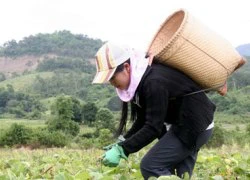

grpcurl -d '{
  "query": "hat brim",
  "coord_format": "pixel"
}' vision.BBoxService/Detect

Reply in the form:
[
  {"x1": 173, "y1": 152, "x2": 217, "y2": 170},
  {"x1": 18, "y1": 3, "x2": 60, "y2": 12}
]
[{"x1": 92, "y1": 68, "x2": 117, "y2": 84}]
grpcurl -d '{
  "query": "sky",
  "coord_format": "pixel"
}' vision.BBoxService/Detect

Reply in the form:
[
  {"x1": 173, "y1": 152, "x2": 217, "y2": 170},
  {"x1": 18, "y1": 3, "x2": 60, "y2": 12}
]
[{"x1": 0, "y1": 0, "x2": 249, "y2": 51}]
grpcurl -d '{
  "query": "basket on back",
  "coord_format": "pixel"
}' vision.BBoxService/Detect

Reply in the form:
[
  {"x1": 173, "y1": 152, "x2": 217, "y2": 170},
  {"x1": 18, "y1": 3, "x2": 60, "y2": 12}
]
[{"x1": 147, "y1": 9, "x2": 245, "y2": 95}]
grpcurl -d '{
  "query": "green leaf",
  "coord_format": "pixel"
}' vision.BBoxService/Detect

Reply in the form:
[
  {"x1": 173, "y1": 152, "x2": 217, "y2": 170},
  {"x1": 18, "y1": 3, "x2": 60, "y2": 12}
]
[
  {"x1": 157, "y1": 175, "x2": 181, "y2": 179},
  {"x1": 211, "y1": 175, "x2": 224, "y2": 180},
  {"x1": 75, "y1": 171, "x2": 91, "y2": 180},
  {"x1": 54, "y1": 172, "x2": 74, "y2": 180},
  {"x1": 234, "y1": 167, "x2": 246, "y2": 175}
]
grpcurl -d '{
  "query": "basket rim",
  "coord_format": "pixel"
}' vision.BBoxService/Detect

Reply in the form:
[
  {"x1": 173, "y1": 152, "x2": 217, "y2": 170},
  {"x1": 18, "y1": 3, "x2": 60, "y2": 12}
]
[{"x1": 147, "y1": 9, "x2": 188, "y2": 56}]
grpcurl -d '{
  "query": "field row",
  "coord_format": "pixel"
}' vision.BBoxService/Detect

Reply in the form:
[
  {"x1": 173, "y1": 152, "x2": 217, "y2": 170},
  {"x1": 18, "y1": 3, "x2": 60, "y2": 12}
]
[{"x1": 0, "y1": 144, "x2": 250, "y2": 179}]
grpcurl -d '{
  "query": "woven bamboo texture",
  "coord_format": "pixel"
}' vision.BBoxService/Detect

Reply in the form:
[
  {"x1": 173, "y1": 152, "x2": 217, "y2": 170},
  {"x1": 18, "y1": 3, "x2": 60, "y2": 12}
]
[{"x1": 147, "y1": 9, "x2": 243, "y2": 89}]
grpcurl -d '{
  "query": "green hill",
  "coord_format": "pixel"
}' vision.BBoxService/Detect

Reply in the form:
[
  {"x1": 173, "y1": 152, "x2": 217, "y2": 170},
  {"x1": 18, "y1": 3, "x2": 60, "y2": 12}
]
[
  {"x1": 0, "y1": 72, "x2": 54, "y2": 92},
  {"x1": 0, "y1": 30, "x2": 249, "y2": 127},
  {"x1": 0, "y1": 30, "x2": 103, "y2": 58}
]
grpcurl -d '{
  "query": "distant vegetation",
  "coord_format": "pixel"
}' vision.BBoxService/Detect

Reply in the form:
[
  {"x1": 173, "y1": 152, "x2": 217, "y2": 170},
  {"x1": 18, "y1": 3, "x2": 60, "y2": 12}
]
[
  {"x1": 0, "y1": 30, "x2": 249, "y2": 150},
  {"x1": 227, "y1": 56, "x2": 250, "y2": 89},
  {"x1": 36, "y1": 56, "x2": 95, "y2": 74},
  {"x1": 0, "y1": 30, "x2": 103, "y2": 58},
  {"x1": 0, "y1": 85, "x2": 45, "y2": 119}
]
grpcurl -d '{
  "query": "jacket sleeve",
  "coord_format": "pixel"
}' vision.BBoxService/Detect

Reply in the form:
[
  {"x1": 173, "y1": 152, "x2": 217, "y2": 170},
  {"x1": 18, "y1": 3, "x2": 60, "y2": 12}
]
[
  {"x1": 123, "y1": 116, "x2": 143, "y2": 139},
  {"x1": 119, "y1": 80, "x2": 169, "y2": 155}
]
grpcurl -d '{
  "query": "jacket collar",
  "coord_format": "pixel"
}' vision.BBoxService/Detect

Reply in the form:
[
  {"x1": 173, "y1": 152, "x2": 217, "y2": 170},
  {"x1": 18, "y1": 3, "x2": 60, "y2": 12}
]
[{"x1": 134, "y1": 65, "x2": 152, "y2": 95}]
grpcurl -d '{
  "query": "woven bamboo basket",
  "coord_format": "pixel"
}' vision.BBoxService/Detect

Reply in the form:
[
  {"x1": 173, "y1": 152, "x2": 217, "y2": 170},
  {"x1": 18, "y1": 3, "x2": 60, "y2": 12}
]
[{"x1": 147, "y1": 9, "x2": 244, "y2": 91}]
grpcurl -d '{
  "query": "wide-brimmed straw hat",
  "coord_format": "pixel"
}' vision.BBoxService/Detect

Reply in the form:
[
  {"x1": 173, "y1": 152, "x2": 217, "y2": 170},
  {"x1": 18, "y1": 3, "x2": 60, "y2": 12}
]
[{"x1": 92, "y1": 42, "x2": 130, "y2": 84}]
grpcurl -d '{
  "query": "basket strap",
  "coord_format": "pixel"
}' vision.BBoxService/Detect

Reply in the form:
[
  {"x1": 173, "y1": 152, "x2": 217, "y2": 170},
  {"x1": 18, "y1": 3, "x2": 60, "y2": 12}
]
[{"x1": 170, "y1": 84, "x2": 224, "y2": 100}]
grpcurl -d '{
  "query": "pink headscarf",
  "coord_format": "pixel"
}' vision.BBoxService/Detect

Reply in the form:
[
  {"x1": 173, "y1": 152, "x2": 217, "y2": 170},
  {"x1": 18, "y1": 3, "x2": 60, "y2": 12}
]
[{"x1": 116, "y1": 49, "x2": 149, "y2": 102}]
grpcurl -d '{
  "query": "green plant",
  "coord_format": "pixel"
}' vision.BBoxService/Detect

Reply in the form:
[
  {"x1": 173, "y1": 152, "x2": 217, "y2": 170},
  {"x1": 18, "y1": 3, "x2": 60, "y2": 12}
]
[
  {"x1": 97, "y1": 128, "x2": 113, "y2": 148},
  {"x1": 82, "y1": 102, "x2": 98, "y2": 126},
  {"x1": 107, "y1": 96, "x2": 122, "y2": 111},
  {"x1": 47, "y1": 118, "x2": 80, "y2": 136},
  {"x1": 246, "y1": 123, "x2": 250, "y2": 135},
  {"x1": 35, "y1": 129, "x2": 68, "y2": 147},
  {"x1": 0, "y1": 123, "x2": 33, "y2": 146},
  {"x1": 206, "y1": 125, "x2": 225, "y2": 148},
  {"x1": 48, "y1": 95, "x2": 80, "y2": 136},
  {"x1": 95, "y1": 108, "x2": 116, "y2": 135}
]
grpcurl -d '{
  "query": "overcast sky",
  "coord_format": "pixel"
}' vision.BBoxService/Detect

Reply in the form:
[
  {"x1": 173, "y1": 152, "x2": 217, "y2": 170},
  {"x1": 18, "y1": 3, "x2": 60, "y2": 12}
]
[{"x1": 0, "y1": 0, "x2": 249, "y2": 51}]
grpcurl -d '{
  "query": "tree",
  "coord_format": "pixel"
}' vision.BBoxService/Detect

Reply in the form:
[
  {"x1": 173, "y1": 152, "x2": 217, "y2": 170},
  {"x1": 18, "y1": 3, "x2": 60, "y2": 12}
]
[
  {"x1": 206, "y1": 125, "x2": 225, "y2": 148},
  {"x1": 246, "y1": 123, "x2": 250, "y2": 135},
  {"x1": 0, "y1": 73, "x2": 6, "y2": 82},
  {"x1": 0, "y1": 89, "x2": 10, "y2": 109},
  {"x1": 0, "y1": 123, "x2": 32, "y2": 146},
  {"x1": 71, "y1": 97, "x2": 82, "y2": 123},
  {"x1": 3, "y1": 40, "x2": 18, "y2": 56},
  {"x1": 0, "y1": 30, "x2": 103, "y2": 57},
  {"x1": 95, "y1": 108, "x2": 116, "y2": 134},
  {"x1": 82, "y1": 102, "x2": 98, "y2": 125},
  {"x1": 107, "y1": 96, "x2": 122, "y2": 111},
  {"x1": 48, "y1": 95, "x2": 80, "y2": 136},
  {"x1": 54, "y1": 95, "x2": 74, "y2": 120}
]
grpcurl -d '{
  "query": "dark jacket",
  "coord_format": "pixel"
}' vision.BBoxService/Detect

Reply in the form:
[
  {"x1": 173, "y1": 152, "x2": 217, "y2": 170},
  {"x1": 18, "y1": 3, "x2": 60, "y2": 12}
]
[{"x1": 119, "y1": 62, "x2": 216, "y2": 155}]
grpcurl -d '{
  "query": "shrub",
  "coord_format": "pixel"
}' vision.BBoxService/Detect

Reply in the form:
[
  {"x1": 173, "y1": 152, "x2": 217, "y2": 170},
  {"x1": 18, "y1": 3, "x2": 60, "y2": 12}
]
[
  {"x1": 47, "y1": 118, "x2": 80, "y2": 136},
  {"x1": 28, "y1": 109, "x2": 42, "y2": 119},
  {"x1": 107, "y1": 96, "x2": 121, "y2": 111},
  {"x1": 35, "y1": 130, "x2": 68, "y2": 147},
  {"x1": 0, "y1": 123, "x2": 33, "y2": 146},
  {"x1": 246, "y1": 123, "x2": 250, "y2": 135},
  {"x1": 73, "y1": 136, "x2": 96, "y2": 149},
  {"x1": 97, "y1": 129, "x2": 113, "y2": 148},
  {"x1": 9, "y1": 108, "x2": 26, "y2": 118},
  {"x1": 206, "y1": 125, "x2": 225, "y2": 148},
  {"x1": 48, "y1": 95, "x2": 80, "y2": 136},
  {"x1": 82, "y1": 102, "x2": 98, "y2": 126},
  {"x1": 95, "y1": 108, "x2": 116, "y2": 135}
]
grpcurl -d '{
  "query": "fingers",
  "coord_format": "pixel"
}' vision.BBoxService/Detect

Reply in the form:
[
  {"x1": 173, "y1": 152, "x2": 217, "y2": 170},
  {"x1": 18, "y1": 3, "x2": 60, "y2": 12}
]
[
  {"x1": 103, "y1": 145, "x2": 111, "y2": 150},
  {"x1": 102, "y1": 158, "x2": 118, "y2": 167},
  {"x1": 102, "y1": 143, "x2": 116, "y2": 150}
]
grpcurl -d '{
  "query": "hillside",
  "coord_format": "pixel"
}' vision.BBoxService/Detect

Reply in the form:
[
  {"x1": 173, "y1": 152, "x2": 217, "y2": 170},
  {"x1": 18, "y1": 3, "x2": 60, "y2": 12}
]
[
  {"x1": 0, "y1": 30, "x2": 103, "y2": 58},
  {"x1": 0, "y1": 30, "x2": 103, "y2": 78},
  {"x1": 0, "y1": 31, "x2": 249, "y2": 122},
  {"x1": 0, "y1": 54, "x2": 56, "y2": 78},
  {"x1": 0, "y1": 72, "x2": 54, "y2": 92}
]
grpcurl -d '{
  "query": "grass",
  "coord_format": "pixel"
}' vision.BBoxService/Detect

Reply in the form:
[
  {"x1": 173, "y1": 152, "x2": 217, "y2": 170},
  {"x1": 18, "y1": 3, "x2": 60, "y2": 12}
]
[
  {"x1": 214, "y1": 112, "x2": 250, "y2": 130},
  {"x1": 0, "y1": 118, "x2": 47, "y2": 130},
  {"x1": 0, "y1": 72, "x2": 54, "y2": 91},
  {"x1": 0, "y1": 117, "x2": 96, "y2": 136}
]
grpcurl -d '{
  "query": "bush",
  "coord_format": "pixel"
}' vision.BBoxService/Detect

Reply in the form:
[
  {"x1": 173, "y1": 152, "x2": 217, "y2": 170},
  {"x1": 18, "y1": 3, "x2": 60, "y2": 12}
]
[
  {"x1": 35, "y1": 130, "x2": 68, "y2": 147},
  {"x1": 206, "y1": 125, "x2": 225, "y2": 148},
  {"x1": 73, "y1": 136, "x2": 96, "y2": 149},
  {"x1": 95, "y1": 108, "x2": 116, "y2": 135},
  {"x1": 97, "y1": 129, "x2": 113, "y2": 148},
  {"x1": 246, "y1": 123, "x2": 250, "y2": 135},
  {"x1": 47, "y1": 118, "x2": 80, "y2": 136},
  {"x1": 107, "y1": 96, "x2": 121, "y2": 111},
  {"x1": 48, "y1": 95, "x2": 80, "y2": 136},
  {"x1": 0, "y1": 123, "x2": 33, "y2": 146},
  {"x1": 27, "y1": 109, "x2": 42, "y2": 119},
  {"x1": 9, "y1": 108, "x2": 26, "y2": 118},
  {"x1": 82, "y1": 102, "x2": 98, "y2": 126}
]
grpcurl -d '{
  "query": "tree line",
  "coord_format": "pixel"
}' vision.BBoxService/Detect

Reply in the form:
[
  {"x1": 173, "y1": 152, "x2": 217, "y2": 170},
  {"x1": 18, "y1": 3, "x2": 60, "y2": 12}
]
[
  {"x1": 0, "y1": 95, "x2": 118, "y2": 148},
  {"x1": 0, "y1": 30, "x2": 103, "y2": 58}
]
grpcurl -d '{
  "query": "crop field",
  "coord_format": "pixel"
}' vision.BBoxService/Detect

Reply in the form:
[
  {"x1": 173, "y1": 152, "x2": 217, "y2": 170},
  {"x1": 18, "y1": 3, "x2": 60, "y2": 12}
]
[
  {"x1": 0, "y1": 119, "x2": 46, "y2": 130},
  {"x1": 0, "y1": 144, "x2": 250, "y2": 179},
  {"x1": 0, "y1": 115, "x2": 249, "y2": 179}
]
